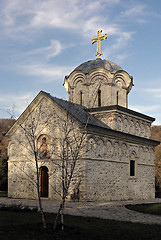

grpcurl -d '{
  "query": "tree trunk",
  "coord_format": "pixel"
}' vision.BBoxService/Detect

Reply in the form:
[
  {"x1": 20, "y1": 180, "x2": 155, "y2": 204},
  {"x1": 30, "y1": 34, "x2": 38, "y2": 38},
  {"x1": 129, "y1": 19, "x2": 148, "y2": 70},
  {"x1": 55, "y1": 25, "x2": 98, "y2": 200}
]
[
  {"x1": 35, "y1": 152, "x2": 47, "y2": 229},
  {"x1": 61, "y1": 207, "x2": 64, "y2": 231},
  {"x1": 54, "y1": 197, "x2": 65, "y2": 230}
]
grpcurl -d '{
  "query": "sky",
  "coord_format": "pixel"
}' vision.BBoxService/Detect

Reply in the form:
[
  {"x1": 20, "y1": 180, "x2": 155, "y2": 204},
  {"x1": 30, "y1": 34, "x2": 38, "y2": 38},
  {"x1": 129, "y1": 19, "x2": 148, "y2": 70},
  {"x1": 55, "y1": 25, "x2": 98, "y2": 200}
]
[{"x1": 0, "y1": 0, "x2": 161, "y2": 125}]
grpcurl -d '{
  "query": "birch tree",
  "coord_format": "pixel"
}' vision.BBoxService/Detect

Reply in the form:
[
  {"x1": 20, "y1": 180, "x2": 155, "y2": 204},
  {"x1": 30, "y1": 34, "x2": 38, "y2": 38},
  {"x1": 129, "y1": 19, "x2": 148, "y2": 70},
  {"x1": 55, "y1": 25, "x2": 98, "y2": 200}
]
[
  {"x1": 7, "y1": 102, "x2": 52, "y2": 229},
  {"x1": 52, "y1": 105, "x2": 89, "y2": 230},
  {"x1": 51, "y1": 84, "x2": 101, "y2": 230}
]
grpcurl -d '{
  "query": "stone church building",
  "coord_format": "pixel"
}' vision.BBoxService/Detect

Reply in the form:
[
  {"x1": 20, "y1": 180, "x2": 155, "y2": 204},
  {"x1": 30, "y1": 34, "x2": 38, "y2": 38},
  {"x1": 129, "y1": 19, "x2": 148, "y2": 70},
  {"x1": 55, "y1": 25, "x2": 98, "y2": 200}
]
[{"x1": 6, "y1": 58, "x2": 159, "y2": 201}]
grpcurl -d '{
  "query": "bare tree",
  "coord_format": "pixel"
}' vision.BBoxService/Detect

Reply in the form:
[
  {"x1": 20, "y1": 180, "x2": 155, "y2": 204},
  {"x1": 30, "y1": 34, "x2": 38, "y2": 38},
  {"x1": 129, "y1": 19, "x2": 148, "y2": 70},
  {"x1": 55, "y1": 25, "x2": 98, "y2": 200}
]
[
  {"x1": 6, "y1": 102, "x2": 53, "y2": 229},
  {"x1": 0, "y1": 105, "x2": 16, "y2": 119},
  {"x1": 6, "y1": 97, "x2": 87, "y2": 230},
  {"x1": 52, "y1": 106, "x2": 89, "y2": 230},
  {"x1": 51, "y1": 83, "x2": 101, "y2": 230},
  {"x1": 20, "y1": 105, "x2": 50, "y2": 228}
]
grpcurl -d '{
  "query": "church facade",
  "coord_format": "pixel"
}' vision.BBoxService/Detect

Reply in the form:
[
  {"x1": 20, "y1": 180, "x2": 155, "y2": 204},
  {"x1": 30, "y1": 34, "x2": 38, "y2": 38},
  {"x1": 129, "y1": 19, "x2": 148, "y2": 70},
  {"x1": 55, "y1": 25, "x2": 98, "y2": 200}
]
[{"x1": 6, "y1": 58, "x2": 159, "y2": 201}]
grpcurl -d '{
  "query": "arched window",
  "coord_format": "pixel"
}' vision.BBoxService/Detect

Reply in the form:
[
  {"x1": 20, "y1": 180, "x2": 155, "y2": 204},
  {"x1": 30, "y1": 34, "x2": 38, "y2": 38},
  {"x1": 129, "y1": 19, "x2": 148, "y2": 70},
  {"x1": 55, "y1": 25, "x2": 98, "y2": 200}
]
[
  {"x1": 80, "y1": 91, "x2": 83, "y2": 105},
  {"x1": 129, "y1": 150, "x2": 137, "y2": 177},
  {"x1": 40, "y1": 166, "x2": 48, "y2": 197},
  {"x1": 98, "y1": 89, "x2": 101, "y2": 107}
]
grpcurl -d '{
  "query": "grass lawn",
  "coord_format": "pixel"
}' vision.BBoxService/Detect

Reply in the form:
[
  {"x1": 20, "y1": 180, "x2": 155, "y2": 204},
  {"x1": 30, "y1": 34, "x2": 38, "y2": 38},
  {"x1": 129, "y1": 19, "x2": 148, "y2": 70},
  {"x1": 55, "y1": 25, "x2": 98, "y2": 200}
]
[
  {"x1": 1, "y1": 210, "x2": 161, "y2": 240},
  {"x1": 0, "y1": 191, "x2": 7, "y2": 197},
  {"x1": 126, "y1": 203, "x2": 161, "y2": 216}
]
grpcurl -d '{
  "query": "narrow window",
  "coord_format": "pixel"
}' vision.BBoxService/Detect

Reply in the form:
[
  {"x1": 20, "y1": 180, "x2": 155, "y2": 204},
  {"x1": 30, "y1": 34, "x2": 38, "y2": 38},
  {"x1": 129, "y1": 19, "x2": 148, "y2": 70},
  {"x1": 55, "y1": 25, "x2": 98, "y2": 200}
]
[
  {"x1": 130, "y1": 160, "x2": 135, "y2": 176},
  {"x1": 98, "y1": 89, "x2": 101, "y2": 107},
  {"x1": 116, "y1": 91, "x2": 119, "y2": 105},
  {"x1": 80, "y1": 91, "x2": 83, "y2": 105}
]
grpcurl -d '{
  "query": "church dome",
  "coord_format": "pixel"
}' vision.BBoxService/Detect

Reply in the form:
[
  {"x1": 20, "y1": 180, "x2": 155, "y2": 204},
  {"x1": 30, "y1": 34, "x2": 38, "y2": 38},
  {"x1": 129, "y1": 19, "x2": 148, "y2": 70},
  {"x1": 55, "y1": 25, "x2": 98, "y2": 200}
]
[
  {"x1": 73, "y1": 58, "x2": 123, "y2": 74},
  {"x1": 64, "y1": 57, "x2": 133, "y2": 109}
]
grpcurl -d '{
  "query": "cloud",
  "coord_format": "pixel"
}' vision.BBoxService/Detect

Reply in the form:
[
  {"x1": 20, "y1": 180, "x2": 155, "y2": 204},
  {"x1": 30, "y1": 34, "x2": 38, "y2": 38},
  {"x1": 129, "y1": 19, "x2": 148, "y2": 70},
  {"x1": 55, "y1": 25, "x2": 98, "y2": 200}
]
[
  {"x1": 153, "y1": 113, "x2": 161, "y2": 125},
  {"x1": 103, "y1": 29, "x2": 134, "y2": 60},
  {"x1": 0, "y1": 0, "x2": 144, "y2": 63},
  {"x1": 119, "y1": 3, "x2": 149, "y2": 24},
  {"x1": 0, "y1": 0, "x2": 113, "y2": 29},
  {"x1": 144, "y1": 88, "x2": 161, "y2": 99},
  {"x1": 0, "y1": 0, "x2": 128, "y2": 40},
  {"x1": 13, "y1": 63, "x2": 74, "y2": 82},
  {"x1": 129, "y1": 104, "x2": 161, "y2": 125},
  {"x1": 129, "y1": 104, "x2": 160, "y2": 115},
  {"x1": 0, "y1": 0, "x2": 151, "y2": 79},
  {"x1": 111, "y1": 31, "x2": 134, "y2": 48},
  {"x1": 0, "y1": 91, "x2": 36, "y2": 118},
  {"x1": 145, "y1": 88, "x2": 161, "y2": 93},
  {"x1": 121, "y1": 4, "x2": 147, "y2": 18},
  {"x1": 29, "y1": 0, "x2": 121, "y2": 31},
  {"x1": 0, "y1": 0, "x2": 132, "y2": 53},
  {"x1": 114, "y1": 53, "x2": 132, "y2": 62},
  {"x1": 26, "y1": 40, "x2": 63, "y2": 59}
]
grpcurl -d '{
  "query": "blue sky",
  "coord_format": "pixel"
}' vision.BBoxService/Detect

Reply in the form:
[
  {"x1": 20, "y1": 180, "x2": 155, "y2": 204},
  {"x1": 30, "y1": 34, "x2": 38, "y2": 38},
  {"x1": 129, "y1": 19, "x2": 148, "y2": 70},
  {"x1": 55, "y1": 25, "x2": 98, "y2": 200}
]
[{"x1": 0, "y1": 0, "x2": 161, "y2": 125}]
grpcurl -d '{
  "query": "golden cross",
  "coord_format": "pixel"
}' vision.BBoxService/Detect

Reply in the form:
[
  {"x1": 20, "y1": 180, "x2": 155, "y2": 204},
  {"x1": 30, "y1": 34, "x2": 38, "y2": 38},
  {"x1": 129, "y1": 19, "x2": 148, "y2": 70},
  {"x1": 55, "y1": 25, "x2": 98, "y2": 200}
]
[{"x1": 91, "y1": 30, "x2": 107, "y2": 58}]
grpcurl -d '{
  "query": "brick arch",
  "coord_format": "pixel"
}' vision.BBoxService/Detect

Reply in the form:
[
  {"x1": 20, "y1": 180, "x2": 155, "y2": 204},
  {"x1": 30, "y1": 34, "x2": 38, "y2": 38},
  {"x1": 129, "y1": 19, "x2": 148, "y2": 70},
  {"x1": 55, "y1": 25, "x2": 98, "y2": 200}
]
[
  {"x1": 69, "y1": 72, "x2": 86, "y2": 88},
  {"x1": 113, "y1": 77, "x2": 126, "y2": 88},
  {"x1": 96, "y1": 138, "x2": 104, "y2": 158},
  {"x1": 113, "y1": 141, "x2": 120, "y2": 157},
  {"x1": 123, "y1": 117, "x2": 129, "y2": 133},
  {"x1": 116, "y1": 115, "x2": 122, "y2": 132},
  {"x1": 89, "y1": 70, "x2": 110, "y2": 85},
  {"x1": 105, "y1": 140, "x2": 113, "y2": 157},
  {"x1": 121, "y1": 143, "x2": 128, "y2": 158},
  {"x1": 87, "y1": 136, "x2": 96, "y2": 157},
  {"x1": 129, "y1": 150, "x2": 138, "y2": 159},
  {"x1": 113, "y1": 71, "x2": 133, "y2": 92}
]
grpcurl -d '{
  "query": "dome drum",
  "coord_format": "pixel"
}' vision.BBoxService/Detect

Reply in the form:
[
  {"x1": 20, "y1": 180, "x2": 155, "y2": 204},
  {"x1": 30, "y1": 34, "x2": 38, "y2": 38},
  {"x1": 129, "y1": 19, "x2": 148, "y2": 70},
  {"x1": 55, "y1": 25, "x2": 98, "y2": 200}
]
[{"x1": 64, "y1": 59, "x2": 133, "y2": 109}]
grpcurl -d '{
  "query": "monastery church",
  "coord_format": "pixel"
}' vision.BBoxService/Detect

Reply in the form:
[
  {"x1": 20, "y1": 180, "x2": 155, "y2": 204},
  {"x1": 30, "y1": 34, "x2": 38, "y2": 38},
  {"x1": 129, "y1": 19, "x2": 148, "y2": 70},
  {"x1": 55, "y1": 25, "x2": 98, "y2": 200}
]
[{"x1": 6, "y1": 36, "x2": 159, "y2": 201}]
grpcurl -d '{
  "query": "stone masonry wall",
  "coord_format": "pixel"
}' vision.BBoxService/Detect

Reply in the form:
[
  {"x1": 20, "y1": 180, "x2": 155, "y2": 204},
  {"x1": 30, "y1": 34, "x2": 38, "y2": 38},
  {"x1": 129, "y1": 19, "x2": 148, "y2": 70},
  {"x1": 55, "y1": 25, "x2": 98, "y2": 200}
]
[
  {"x1": 85, "y1": 134, "x2": 155, "y2": 201},
  {"x1": 65, "y1": 68, "x2": 132, "y2": 109},
  {"x1": 8, "y1": 157, "x2": 86, "y2": 200},
  {"x1": 91, "y1": 111, "x2": 152, "y2": 139},
  {"x1": 7, "y1": 94, "x2": 156, "y2": 201},
  {"x1": 8, "y1": 97, "x2": 86, "y2": 200}
]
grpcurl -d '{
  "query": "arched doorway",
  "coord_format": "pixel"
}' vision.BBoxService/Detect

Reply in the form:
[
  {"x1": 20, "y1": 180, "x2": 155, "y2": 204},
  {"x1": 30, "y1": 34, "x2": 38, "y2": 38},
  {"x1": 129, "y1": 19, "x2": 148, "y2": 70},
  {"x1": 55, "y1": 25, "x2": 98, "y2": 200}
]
[{"x1": 40, "y1": 166, "x2": 48, "y2": 198}]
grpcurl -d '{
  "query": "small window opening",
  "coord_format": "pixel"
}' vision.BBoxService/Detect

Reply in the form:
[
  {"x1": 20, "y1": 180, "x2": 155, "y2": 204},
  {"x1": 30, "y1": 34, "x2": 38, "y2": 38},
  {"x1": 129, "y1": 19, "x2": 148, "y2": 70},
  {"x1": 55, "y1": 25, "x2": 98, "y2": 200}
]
[
  {"x1": 80, "y1": 91, "x2": 83, "y2": 105},
  {"x1": 116, "y1": 91, "x2": 119, "y2": 105},
  {"x1": 130, "y1": 160, "x2": 135, "y2": 176},
  {"x1": 98, "y1": 89, "x2": 101, "y2": 107}
]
